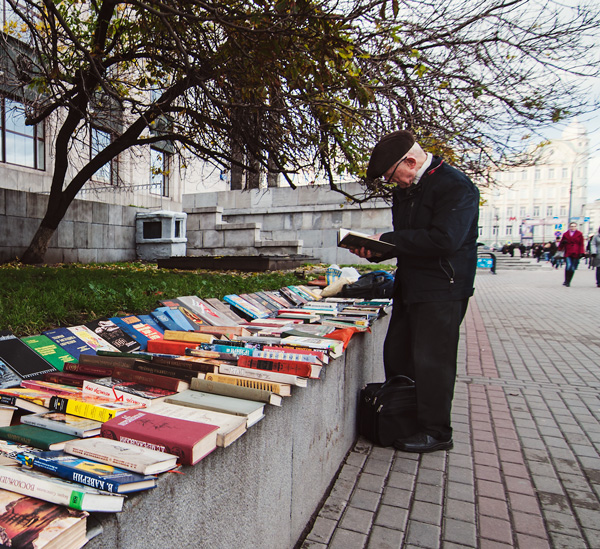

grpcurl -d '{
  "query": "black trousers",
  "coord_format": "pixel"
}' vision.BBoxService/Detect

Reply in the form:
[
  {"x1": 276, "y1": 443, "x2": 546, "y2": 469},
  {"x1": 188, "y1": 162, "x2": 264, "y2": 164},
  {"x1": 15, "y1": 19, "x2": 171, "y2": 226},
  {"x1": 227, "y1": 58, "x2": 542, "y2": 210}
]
[{"x1": 383, "y1": 298, "x2": 470, "y2": 441}]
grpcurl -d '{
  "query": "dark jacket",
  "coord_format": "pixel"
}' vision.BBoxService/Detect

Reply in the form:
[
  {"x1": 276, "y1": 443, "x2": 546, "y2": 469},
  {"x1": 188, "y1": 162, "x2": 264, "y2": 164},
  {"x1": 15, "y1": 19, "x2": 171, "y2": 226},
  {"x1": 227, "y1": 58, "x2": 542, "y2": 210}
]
[{"x1": 379, "y1": 157, "x2": 479, "y2": 303}]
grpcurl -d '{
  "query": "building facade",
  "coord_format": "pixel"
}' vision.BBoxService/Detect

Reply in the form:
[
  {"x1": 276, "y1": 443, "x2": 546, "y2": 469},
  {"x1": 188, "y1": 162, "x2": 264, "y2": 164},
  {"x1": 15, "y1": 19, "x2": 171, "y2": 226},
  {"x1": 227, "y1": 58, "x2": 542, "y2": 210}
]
[{"x1": 478, "y1": 121, "x2": 590, "y2": 248}]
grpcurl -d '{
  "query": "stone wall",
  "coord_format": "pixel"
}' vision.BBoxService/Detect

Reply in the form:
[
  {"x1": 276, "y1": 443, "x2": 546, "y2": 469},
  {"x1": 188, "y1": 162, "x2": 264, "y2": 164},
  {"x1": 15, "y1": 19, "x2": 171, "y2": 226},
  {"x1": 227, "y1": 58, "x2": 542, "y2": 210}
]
[
  {"x1": 0, "y1": 188, "x2": 140, "y2": 264},
  {"x1": 86, "y1": 315, "x2": 388, "y2": 549}
]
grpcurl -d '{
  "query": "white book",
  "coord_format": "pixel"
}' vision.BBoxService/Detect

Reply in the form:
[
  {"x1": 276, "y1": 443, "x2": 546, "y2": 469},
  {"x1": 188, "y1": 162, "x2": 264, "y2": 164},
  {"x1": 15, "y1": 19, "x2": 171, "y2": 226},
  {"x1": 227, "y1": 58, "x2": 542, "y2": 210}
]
[
  {"x1": 63, "y1": 437, "x2": 178, "y2": 475},
  {"x1": 21, "y1": 411, "x2": 102, "y2": 438},
  {"x1": 218, "y1": 363, "x2": 308, "y2": 388},
  {"x1": 67, "y1": 325, "x2": 120, "y2": 353},
  {"x1": 280, "y1": 336, "x2": 344, "y2": 358},
  {"x1": 177, "y1": 296, "x2": 239, "y2": 326},
  {"x1": 165, "y1": 390, "x2": 265, "y2": 428},
  {"x1": 0, "y1": 465, "x2": 124, "y2": 512},
  {"x1": 150, "y1": 401, "x2": 247, "y2": 448}
]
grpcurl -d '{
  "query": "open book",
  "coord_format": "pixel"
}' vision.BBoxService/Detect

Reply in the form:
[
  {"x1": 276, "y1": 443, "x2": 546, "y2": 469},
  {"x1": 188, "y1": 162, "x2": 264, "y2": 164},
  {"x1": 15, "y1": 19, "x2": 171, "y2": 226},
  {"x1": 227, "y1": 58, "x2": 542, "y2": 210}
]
[{"x1": 337, "y1": 228, "x2": 395, "y2": 256}]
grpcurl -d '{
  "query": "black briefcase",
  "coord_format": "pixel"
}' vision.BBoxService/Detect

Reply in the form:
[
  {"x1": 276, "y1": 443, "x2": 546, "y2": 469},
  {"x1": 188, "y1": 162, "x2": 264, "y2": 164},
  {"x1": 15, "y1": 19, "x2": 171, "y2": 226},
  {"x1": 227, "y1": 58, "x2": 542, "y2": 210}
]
[{"x1": 358, "y1": 375, "x2": 418, "y2": 447}]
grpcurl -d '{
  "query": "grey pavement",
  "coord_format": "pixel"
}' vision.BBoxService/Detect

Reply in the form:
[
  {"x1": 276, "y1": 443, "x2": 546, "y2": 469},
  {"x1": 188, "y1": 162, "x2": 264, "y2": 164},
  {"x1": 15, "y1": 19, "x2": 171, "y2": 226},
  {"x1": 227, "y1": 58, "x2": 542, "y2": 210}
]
[{"x1": 299, "y1": 262, "x2": 600, "y2": 548}]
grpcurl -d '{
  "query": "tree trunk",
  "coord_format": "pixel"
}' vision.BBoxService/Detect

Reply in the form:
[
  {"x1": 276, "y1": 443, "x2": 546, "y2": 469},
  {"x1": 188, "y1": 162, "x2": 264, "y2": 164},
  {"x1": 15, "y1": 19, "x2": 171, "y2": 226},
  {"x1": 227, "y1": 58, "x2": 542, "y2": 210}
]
[{"x1": 20, "y1": 223, "x2": 58, "y2": 264}]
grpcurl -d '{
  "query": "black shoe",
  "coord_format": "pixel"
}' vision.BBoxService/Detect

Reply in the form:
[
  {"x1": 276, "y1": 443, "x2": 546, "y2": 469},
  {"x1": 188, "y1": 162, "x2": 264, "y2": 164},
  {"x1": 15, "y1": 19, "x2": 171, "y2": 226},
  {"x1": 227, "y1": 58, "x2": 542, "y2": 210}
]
[{"x1": 393, "y1": 432, "x2": 453, "y2": 453}]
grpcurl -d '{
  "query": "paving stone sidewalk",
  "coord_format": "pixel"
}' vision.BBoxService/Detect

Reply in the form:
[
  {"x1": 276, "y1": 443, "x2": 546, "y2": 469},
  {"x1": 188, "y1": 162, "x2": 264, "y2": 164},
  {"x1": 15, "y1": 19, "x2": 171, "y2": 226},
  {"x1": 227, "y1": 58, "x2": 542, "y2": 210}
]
[{"x1": 299, "y1": 266, "x2": 600, "y2": 548}]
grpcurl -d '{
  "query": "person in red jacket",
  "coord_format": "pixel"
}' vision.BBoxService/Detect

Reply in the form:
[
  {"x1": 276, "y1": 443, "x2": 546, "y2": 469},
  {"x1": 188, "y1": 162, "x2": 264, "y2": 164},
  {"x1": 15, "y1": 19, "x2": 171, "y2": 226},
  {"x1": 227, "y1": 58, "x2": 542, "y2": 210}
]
[{"x1": 559, "y1": 222, "x2": 585, "y2": 287}]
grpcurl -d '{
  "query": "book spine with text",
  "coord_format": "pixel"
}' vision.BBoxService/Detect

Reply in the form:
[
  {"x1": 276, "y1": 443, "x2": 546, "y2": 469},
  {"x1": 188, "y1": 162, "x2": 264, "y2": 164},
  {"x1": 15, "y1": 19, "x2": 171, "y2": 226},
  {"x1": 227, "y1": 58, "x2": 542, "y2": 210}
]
[
  {"x1": 204, "y1": 372, "x2": 290, "y2": 395},
  {"x1": 237, "y1": 355, "x2": 316, "y2": 378},
  {"x1": 111, "y1": 366, "x2": 187, "y2": 392},
  {"x1": 190, "y1": 377, "x2": 279, "y2": 405},
  {"x1": 49, "y1": 397, "x2": 120, "y2": 422},
  {"x1": 218, "y1": 363, "x2": 308, "y2": 387}
]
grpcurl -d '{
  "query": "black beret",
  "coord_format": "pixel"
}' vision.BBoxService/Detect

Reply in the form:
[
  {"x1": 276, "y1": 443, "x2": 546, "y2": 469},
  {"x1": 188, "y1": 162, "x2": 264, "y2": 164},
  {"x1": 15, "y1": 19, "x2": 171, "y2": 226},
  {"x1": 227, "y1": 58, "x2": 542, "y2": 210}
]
[{"x1": 366, "y1": 130, "x2": 416, "y2": 180}]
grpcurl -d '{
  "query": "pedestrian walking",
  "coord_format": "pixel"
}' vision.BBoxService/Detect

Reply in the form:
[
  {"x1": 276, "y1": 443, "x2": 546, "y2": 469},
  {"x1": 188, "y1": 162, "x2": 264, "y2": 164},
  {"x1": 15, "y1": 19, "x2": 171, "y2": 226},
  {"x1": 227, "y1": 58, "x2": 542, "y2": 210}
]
[
  {"x1": 589, "y1": 226, "x2": 600, "y2": 287},
  {"x1": 558, "y1": 222, "x2": 585, "y2": 287}
]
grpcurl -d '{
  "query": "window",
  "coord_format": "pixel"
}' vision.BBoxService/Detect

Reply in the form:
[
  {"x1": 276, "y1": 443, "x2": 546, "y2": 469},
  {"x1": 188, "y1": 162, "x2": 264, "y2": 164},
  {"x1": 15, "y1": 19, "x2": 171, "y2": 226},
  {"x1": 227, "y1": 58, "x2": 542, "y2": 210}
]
[
  {"x1": 520, "y1": 207, "x2": 527, "y2": 218},
  {"x1": 562, "y1": 168, "x2": 568, "y2": 178},
  {"x1": 90, "y1": 126, "x2": 116, "y2": 184},
  {"x1": 150, "y1": 147, "x2": 170, "y2": 196},
  {"x1": 478, "y1": 226, "x2": 483, "y2": 236},
  {"x1": 548, "y1": 168, "x2": 554, "y2": 179},
  {"x1": 547, "y1": 206, "x2": 553, "y2": 217},
  {"x1": 1, "y1": 98, "x2": 45, "y2": 169},
  {"x1": 492, "y1": 226, "x2": 499, "y2": 236},
  {"x1": 534, "y1": 169, "x2": 541, "y2": 180},
  {"x1": 520, "y1": 170, "x2": 527, "y2": 180},
  {"x1": 560, "y1": 206, "x2": 567, "y2": 216},
  {"x1": 506, "y1": 207, "x2": 513, "y2": 218},
  {"x1": 533, "y1": 206, "x2": 540, "y2": 217},
  {"x1": 506, "y1": 226, "x2": 513, "y2": 236}
]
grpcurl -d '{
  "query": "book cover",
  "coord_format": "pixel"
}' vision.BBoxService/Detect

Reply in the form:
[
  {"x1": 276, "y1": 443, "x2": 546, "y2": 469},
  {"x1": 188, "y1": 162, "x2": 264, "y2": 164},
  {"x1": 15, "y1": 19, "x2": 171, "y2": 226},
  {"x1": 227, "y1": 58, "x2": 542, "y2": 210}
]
[
  {"x1": 85, "y1": 318, "x2": 142, "y2": 353},
  {"x1": 0, "y1": 331, "x2": 57, "y2": 380},
  {"x1": 0, "y1": 465, "x2": 124, "y2": 512},
  {"x1": 82, "y1": 378, "x2": 177, "y2": 407},
  {"x1": 250, "y1": 348, "x2": 323, "y2": 365},
  {"x1": 203, "y1": 371, "x2": 292, "y2": 397},
  {"x1": 150, "y1": 309, "x2": 187, "y2": 332},
  {"x1": 101, "y1": 409, "x2": 219, "y2": 466},
  {"x1": 338, "y1": 228, "x2": 395, "y2": 256},
  {"x1": 63, "y1": 437, "x2": 178, "y2": 475},
  {"x1": 198, "y1": 343, "x2": 254, "y2": 357},
  {"x1": 218, "y1": 363, "x2": 308, "y2": 387},
  {"x1": 149, "y1": 401, "x2": 246, "y2": 448},
  {"x1": 49, "y1": 396, "x2": 140, "y2": 423},
  {"x1": 186, "y1": 348, "x2": 239, "y2": 362},
  {"x1": 161, "y1": 306, "x2": 198, "y2": 331},
  {"x1": 239, "y1": 293, "x2": 275, "y2": 316},
  {"x1": 130, "y1": 360, "x2": 202, "y2": 383},
  {"x1": 67, "y1": 325, "x2": 120, "y2": 354},
  {"x1": 223, "y1": 295, "x2": 270, "y2": 320},
  {"x1": 111, "y1": 366, "x2": 189, "y2": 393},
  {"x1": 177, "y1": 296, "x2": 239, "y2": 327},
  {"x1": 21, "y1": 412, "x2": 102, "y2": 438},
  {"x1": 237, "y1": 355, "x2": 321, "y2": 379},
  {"x1": 262, "y1": 289, "x2": 296, "y2": 308},
  {"x1": 137, "y1": 314, "x2": 165, "y2": 335},
  {"x1": 77, "y1": 353, "x2": 135, "y2": 373},
  {"x1": 165, "y1": 389, "x2": 265, "y2": 427},
  {"x1": 278, "y1": 286, "x2": 307, "y2": 306},
  {"x1": 0, "y1": 489, "x2": 88, "y2": 548},
  {"x1": 0, "y1": 404, "x2": 16, "y2": 428},
  {"x1": 190, "y1": 377, "x2": 282, "y2": 406},
  {"x1": 21, "y1": 334, "x2": 77, "y2": 372},
  {"x1": 42, "y1": 327, "x2": 95, "y2": 360},
  {"x1": 21, "y1": 380, "x2": 83, "y2": 398},
  {"x1": 203, "y1": 297, "x2": 246, "y2": 324},
  {"x1": 0, "y1": 358, "x2": 22, "y2": 389},
  {"x1": 160, "y1": 300, "x2": 205, "y2": 329},
  {"x1": 109, "y1": 316, "x2": 163, "y2": 351},
  {"x1": 0, "y1": 424, "x2": 78, "y2": 451},
  {"x1": 20, "y1": 450, "x2": 157, "y2": 494},
  {"x1": 280, "y1": 335, "x2": 344, "y2": 358}
]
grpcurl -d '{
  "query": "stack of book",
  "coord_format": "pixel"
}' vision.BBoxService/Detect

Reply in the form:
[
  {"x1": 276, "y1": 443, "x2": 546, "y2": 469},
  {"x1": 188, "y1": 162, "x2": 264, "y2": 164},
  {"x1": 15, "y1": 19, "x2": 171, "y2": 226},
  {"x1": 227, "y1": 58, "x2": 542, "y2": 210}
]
[{"x1": 0, "y1": 278, "x2": 392, "y2": 547}]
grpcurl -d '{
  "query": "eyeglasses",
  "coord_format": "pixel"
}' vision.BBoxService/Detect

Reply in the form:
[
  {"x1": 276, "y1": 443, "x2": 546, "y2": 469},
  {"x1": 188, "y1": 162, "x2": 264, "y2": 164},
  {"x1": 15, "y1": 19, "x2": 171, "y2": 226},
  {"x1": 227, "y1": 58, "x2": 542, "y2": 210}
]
[{"x1": 382, "y1": 156, "x2": 408, "y2": 182}]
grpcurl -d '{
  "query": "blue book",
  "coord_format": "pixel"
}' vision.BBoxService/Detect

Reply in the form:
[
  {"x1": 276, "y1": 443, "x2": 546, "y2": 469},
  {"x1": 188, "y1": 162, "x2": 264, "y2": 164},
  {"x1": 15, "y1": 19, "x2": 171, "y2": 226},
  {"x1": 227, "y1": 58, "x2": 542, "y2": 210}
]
[
  {"x1": 199, "y1": 343, "x2": 254, "y2": 357},
  {"x1": 137, "y1": 315, "x2": 165, "y2": 335},
  {"x1": 150, "y1": 309, "x2": 187, "y2": 332},
  {"x1": 160, "y1": 307, "x2": 196, "y2": 332},
  {"x1": 109, "y1": 316, "x2": 150, "y2": 351},
  {"x1": 42, "y1": 327, "x2": 95, "y2": 360},
  {"x1": 19, "y1": 450, "x2": 157, "y2": 493}
]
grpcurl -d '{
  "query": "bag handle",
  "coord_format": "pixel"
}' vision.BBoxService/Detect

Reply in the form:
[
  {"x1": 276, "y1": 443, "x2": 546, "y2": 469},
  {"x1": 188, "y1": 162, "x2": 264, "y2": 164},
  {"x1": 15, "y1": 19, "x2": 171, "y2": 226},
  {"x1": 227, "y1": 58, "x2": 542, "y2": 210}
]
[{"x1": 375, "y1": 375, "x2": 415, "y2": 396}]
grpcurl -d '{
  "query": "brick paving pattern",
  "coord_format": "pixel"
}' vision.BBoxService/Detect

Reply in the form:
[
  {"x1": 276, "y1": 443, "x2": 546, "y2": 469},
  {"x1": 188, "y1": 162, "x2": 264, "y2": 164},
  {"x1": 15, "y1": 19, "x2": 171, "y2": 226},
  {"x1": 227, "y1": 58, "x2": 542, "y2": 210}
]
[{"x1": 300, "y1": 266, "x2": 600, "y2": 548}]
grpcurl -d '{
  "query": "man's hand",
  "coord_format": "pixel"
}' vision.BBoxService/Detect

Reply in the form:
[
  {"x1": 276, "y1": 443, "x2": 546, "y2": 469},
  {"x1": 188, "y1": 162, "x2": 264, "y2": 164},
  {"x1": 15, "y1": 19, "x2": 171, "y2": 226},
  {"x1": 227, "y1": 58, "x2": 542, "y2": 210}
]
[{"x1": 348, "y1": 233, "x2": 384, "y2": 260}]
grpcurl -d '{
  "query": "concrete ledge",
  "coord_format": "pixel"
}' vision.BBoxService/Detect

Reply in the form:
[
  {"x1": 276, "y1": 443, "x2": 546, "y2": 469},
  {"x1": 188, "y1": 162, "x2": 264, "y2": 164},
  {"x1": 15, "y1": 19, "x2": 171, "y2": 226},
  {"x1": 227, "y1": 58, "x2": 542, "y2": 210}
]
[{"x1": 86, "y1": 315, "x2": 388, "y2": 549}]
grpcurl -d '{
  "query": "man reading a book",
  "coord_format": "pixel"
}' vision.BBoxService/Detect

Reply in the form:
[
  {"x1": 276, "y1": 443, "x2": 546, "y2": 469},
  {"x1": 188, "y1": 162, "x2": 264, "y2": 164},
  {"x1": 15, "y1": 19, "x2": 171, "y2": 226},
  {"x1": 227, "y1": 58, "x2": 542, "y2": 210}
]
[{"x1": 350, "y1": 130, "x2": 479, "y2": 453}]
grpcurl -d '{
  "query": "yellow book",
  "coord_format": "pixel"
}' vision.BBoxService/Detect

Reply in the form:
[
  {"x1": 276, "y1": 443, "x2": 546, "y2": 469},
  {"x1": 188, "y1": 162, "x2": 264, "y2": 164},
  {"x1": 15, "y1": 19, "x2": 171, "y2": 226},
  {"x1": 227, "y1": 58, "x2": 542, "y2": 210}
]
[
  {"x1": 204, "y1": 372, "x2": 291, "y2": 397},
  {"x1": 50, "y1": 397, "x2": 140, "y2": 423},
  {"x1": 163, "y1": 330, "x2": 215, "y2": 344}
]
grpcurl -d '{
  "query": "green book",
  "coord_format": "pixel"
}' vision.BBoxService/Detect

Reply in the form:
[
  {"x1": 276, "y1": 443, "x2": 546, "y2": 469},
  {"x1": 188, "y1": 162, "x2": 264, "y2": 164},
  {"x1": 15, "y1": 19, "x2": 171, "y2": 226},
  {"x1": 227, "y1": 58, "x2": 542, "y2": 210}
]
[
  {"x1": 21, "y1": 335, "x2": 76, "y2": 372},
  {"x1": 0, "y1": 424, "x2": 78, "y2": 451}
]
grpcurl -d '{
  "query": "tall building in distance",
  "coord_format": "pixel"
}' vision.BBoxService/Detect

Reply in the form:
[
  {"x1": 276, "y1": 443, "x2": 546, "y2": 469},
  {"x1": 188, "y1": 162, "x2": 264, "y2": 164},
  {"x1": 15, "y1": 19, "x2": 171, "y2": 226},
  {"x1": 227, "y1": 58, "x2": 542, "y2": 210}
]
[{"x1": 478, "y1": 121, "x2": 590, "y2": 247}]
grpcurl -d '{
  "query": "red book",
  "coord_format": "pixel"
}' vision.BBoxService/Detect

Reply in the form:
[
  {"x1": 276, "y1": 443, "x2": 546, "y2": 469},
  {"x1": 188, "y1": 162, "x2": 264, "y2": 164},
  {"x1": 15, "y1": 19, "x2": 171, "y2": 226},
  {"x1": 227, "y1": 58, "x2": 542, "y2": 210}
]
[
  {"x1": 42, "y1": 371, "x2": 94, "y2": 388},
  {"x1": 147, "y1": 339, "x2": 198, "y2": 356},
  {"x1": 237, "y1": 355, "x2": 321, "y2": 379},
  {"x1": 64, "y1": 361, "x2": 114, "y2": 377},
  {"x1": 111, "y1": 366, "x2": 189, "y2": 392},
  {"x1": 100, "y1": 409, "x2": 218, "y2": 465}
]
